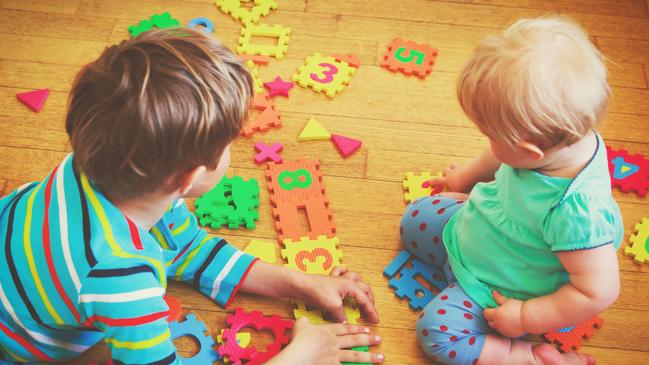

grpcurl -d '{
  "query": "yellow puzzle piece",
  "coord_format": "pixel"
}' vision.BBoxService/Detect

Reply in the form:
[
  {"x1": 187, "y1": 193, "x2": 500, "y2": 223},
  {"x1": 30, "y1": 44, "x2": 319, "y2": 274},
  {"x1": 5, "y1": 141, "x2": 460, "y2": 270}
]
[
  {"x1": 243, "y1": 239, "x2": 277, "y2": 264},
  {"x1": 293, "y1": 53, "x2": 356, "y2": 98},
  {"x1": 238, "y1": 23, "x2": 291, "y2": 59},
  {"x1": 403, "y1": 172, "x2": 443, "y2": 203},
  {"x1": 625, "y1": 218, "x2": 649, "y2": 264},
  {"x1": 215, "y1": 0, "x2": 278, "y2": 25},
  {"x1": 293, "y1": 300, "x2": 360, "y2": 325},
  {"x1": 298, "y1": 117, "x2": 331, "y2": 141},
  {"x1": 245, "y1": 60, "x2": 264, "y2": 93},
  {"x1": 281, "y1": 236, "x2": 343, "y2": 275}
]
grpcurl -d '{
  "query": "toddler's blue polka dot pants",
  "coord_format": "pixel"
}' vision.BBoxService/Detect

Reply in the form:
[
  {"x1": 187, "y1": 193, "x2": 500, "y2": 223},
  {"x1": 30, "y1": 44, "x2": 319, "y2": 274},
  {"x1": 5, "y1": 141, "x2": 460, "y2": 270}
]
[{"x1": 400, "y1": 196, "x2": 494, "y2": 365}]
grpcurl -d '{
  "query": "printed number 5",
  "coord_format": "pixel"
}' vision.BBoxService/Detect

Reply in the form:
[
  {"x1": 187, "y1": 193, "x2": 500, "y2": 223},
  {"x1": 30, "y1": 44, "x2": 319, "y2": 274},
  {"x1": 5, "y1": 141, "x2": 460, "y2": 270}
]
[
  {"x1": 310, "y1": 63, "x2": 339, "y2": 83},
  {"x1": 395, "y1": 47, "x2": 425, "y2": 65}
]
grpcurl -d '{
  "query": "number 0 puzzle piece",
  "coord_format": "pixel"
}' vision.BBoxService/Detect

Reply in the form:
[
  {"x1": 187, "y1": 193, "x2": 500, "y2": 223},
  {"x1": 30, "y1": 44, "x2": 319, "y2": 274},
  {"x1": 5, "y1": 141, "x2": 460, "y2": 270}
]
[
  {"x1": 625, "y1": 218, "x2": 649, "y2": 264},
  {"x1": 606, "y1": 146, "x2": 649, "y2": 197},
  {"x1": 215, "y1": 0, "x2": 278, "y2": 25},
  {"x1": 293, "y1": 53, "x2": 356, "y2": 98},
  {"x1": 281, "y1": 236, "x2": 342, "y2": 275},
  {"x1": 543, "y1": 316, "x2": 603, "y2": 352},
  {"x1": 238, "y1": 23, "x2": 291, "y2": 59},
  {"x1": 403, "y1": 172, "x2": 443, "y2": 203},
  {"x1": 169, "y1": 314, "x2": 220, "y2": 364},
  {"x1": 381, "y1": 37, "x2": 438, "y2": 79}
]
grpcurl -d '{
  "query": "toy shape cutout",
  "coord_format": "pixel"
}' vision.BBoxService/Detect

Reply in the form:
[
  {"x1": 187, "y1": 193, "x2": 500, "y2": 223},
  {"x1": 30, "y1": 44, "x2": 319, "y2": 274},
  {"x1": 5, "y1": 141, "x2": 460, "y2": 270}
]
[
  {"x1": 242, "y1": 92, "x2": 281, "y2": 137},
  {"x1": 194, "y1": 176, "x2": 260, "y2": 229},
  {"x1": 263, "y1": 76, "x2": 294, "y2": 97},
  {"x1": 254, "y1": 142, "x2": 283, "y2": 164},
  {"x1": 403, "y1": 172, "x2": 444, "y2": 203},
  {"x1": 331, "y1": 134, "x2": 362, "y2": 158},
  {"x1": 169, "y1": 314, "x2": 220, "y2": 364},
  {"x1": 543, "y1": 316, "x2": 604, "y2": 352},
  {"x1": 128, "y1": 12, "x2": 179, "y2": 37},
  {"x1": 298, "y1": 118, "x2": 331, "y2": 141},
  {"x1": 606, "y1": 146, "x2": 649, "y2": 197},
  {"x1": 238, "y1": 23, "x2": 291, "y2": 59},
  {"x1": 625, "y1": 218, "x2": 649, "y2": 264},
  {"x1": 384, "y1": 250, "x2": 447, "y2": 310},
  {"x1": 244, "y1": 239, "x2": 277, "y2": 263},
  {"x1": 381, "y1": 37, "x2": 438, "y2": 79},
  {"x1": 16, "y1": 89, "x2": 49, "y2": 112},
  {"x1": 188, "y1": 17, "x2": 214, "y2": 33},
  {"x1": 215, "y1": 0, "x2": 278, "y2": 25},
  {"x1": 293, "y1": 53, "x2": 356, "y2": 97},
  {"x1": 281, "y1": 236, "x2": 342, "y2": 275}
]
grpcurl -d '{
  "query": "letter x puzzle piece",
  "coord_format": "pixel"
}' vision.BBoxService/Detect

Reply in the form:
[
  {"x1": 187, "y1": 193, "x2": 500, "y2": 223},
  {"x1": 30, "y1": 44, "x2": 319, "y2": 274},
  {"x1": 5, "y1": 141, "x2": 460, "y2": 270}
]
[
  {"x1": 219, "y1": 308, "x2": 293, "y2": 365},
  {"x1": 403, "y1": 172, "x2": 443, "y2": 204},
  {"x1": 128, "y1": 12, "x2": 179, "y2": 37},
  {"x1": 215, "y1": 0, "x2": 278, "y2": 25},
  {"x1": 238, "y1": 23, "x2": 291, "y2": 59},
  {"x1": 381, "y1": 37, "x2": 439, "y2": 79},
  {"x1": 606, "y1": 146, "x2": 649, "y2": 197},
  {"x1": 293, "y1": 53, "x2": 357, "y2": 98},
  {"x1": 625, "y1": 218, "x2": 649, "y2": 265},
  {"x1": 254, "y1": 142, "x2": 283, "y2": 164},
  {"x1": 194, "y1": 176, "x2": 259, "y2": 229},
  {"x1": 384, "y1": 250, "x2": 447, "y2": 310},
  {"x1": 241, "y1": 92, "x2": 281, "y2": 137},
  {"x1": 543, "y1": 316, "x2": 604, "y2": 352},
  {"x1": 169, "y1": 314, "x2": 220, "y2": 364},
  {"x1": 281, "y1": 236, "x2": 343, "y2": 275}
]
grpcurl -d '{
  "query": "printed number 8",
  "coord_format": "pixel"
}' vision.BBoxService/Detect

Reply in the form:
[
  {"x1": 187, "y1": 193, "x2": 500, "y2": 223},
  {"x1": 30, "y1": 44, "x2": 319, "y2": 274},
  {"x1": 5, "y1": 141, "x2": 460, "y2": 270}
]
[
  {"x1": 395, "y1": 47, "x2": 425, "y2": 65},
  {"x1": 278, "y1": 169, "x2": 313, "y2": 190},
  {"x1": 310, "y1": 63, "x2": 339, "y2": 84}
]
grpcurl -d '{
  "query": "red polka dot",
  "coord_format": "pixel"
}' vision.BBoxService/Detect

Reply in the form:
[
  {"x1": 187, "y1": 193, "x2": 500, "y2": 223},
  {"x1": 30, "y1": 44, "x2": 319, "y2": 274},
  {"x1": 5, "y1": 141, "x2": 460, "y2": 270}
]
[
  {"x1": 457, "y1": 200, "x2": 465, "y2": 204},
  {"x1": 433, "y1": 273, "x2": 443, "y2": 281},
  {"x1": 440, "y1": 295, "x2": 448, "y2": 300},
  {"x1": 450, "y1": 336, "x2": 458, "y2": 342},
  {"x1": 432, "y1": 199, "x2": 440, "y2": 205},
  {"x1": 463, "y1": 329, "x2": 470, "y2": 334},
  {"x1": 411, "y1": 241, "x2": 418, "y2": 248},
  {"x1": 469, "y1": 336, "x2": 476, "y2": 345},
  {"x1": 464, "y1": 313, "x2": 474, "y2": 320},
  {"x1": 168, "y1": 223, "x2": 175, "y2": 229},
  {"x1": 473, "y1": 360, "x2": 478, "y2": 365},
  {"x1": 432, "y1": 344, "x2": 439, "y2": 348},
  {"x1": 419, "y1": 222, "x2": 427, "y2": 231},
  {"x1": 422, "y1": 329, "x2": 429, "y2": 336},
  {"x1": 428, "y1": 253, "x2": 436, "y2": 261},
  {"x1": 437, "y1": 208, "x2": 446, "y2": 215},
  {"x1": 431, "y1": 355, "x2": 437, "y2": 360},
  {"x1": 400, "y1": 226, "x2": 403, "y2": 235},
  {"x1": 449, "y1": 351, "x2": 457, "y2": 359},
  {"x1": 437, "y1": 309, "x2": 446, "y2": 315},
  {"x1": 433, "y1": 236, "x2": 440, "y2": 244},
  {"x1": 440, "y1": 325, "x2": 448, "y2": 332},
  {"x1": 412, "y1": 209, "x2": 420, "y2": 217},
  {"x1": 463, "y1": 301, "x2": 473, "y2": 308}
]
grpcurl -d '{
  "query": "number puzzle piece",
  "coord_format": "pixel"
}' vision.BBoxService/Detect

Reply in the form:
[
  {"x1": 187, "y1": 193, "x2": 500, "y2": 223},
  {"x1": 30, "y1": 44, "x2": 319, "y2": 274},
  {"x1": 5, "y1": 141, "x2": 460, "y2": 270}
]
[
  {"x1": 403, "y1": 172, "x2": 443, "y2": 203},
  {"x1": 219, "y1": 308, "x2": 293, "y2": 365},
  {"x1": 217, "y1": 330, "x2": 251, "y2": 364},
  {"x1": 242, "y1": 92, "x2": 281, "y2": 137},
  {"x1": 238, "y1": 23, "x2": 291, "y2": 59},
  {"x1": 169, "y1": 314, "x2": 220, "y2": 364},
  {"x1": 384, "y1": 250, "x2": 447, "y2": 310},
  {"x1": 624, "y1": 218, "x2": 649, "y2": 264},
  {"x1": 188, "y1": 17, "x2": 214, "y2": 33},
  {"x1": 543, "y1": 316, "x2": 604, "y2": 352},
  {"x1": 194, "y1": 176, "x2": 259, "y2": 229},
  {"x1": 246, "y1": 60, "x2": 265, "y2": 93},
  {"x1": 272, "y1": 198, "x2": 336, "y2": 242},
  {"x1": 266, "y1": 160, "x2": 326, "y2": 203},
  {"x1": 215, "y1": 0, "x2": 278, "y2": 25},
  {"x1": 293, "y1": 53, "x2": 356, "y2": 98},
  {"x1": 293, "y1": 300, "x2": 361, "y2": 325},
  {"x1": 243, "y1": 239, "x2": 277, "y2": 263},
  {"x1": 281, "y1": 236, "x2": 342, "y2": 275},
  {"x1": 128, "y1": 12, "x2": 179, "y2": 37},
  {"x1": 606, "y1": 146, "x2": 649, "y2": 197},
  {"x1": 254, "y1": 142, "x2": 283, "y2": 164},
  {"x1": 381, "y1": 37, "x2": 438, "y2": 79}
]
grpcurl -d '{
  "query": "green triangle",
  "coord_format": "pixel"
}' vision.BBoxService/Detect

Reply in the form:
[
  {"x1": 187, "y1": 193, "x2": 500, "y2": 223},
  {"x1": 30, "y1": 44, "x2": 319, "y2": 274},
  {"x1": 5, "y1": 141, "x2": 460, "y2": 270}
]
[{"x1": 298, "y1": 118, "x2": 331, "y2": 141}]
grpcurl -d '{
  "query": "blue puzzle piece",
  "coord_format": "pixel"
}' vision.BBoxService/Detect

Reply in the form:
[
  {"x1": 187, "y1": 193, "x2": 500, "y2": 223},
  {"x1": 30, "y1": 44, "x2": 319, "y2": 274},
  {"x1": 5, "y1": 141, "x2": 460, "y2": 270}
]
[
  {"x1": 385, "y1": 251, "x2": 447, "y2": 310},
  {"x1": 188, "y1": 17, "x2": 215, "y2": 33},
  {"x1": 169, "y1": 314, "x2": 220, "y2": 364},
  {"x1": 612, "y1": 156, "x2": 640, "y2": 180},
  {"x1": 383, "y1": 250, "x2": 411, "y2": 278}
]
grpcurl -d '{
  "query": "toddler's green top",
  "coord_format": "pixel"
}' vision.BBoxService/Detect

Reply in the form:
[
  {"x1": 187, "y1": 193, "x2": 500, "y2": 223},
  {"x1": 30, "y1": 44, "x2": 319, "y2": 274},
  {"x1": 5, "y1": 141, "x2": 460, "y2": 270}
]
[{"x1": 443, "y1": 133, "x2": 623, "y2": 309}]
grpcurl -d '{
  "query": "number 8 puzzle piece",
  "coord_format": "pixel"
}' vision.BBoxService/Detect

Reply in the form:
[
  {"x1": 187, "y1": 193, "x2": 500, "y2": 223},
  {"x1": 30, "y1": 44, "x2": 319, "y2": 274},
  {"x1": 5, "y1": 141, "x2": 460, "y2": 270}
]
[
  {"x1": 281, "y1": 235, "x2": 343, "y2": 275},
  {"x1": 293, "y1": 53, "x2": 357, "y2": 98},
  {"x1": 381, "y1": 37, "x2": 438, "y2": 79},
  {"x1": 266, "y1": 160, "x2": 326, "y2": 203}
]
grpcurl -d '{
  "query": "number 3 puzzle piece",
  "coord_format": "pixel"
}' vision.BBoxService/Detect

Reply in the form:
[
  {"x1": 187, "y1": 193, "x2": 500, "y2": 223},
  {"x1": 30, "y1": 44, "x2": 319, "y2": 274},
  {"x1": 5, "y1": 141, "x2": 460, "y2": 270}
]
[
  {"x1": 293, "y1": 53, "x2": 356, "y2": 98},
  {"x1": 281, "y1": 236, "x2": 342, "y2": 274},
  {"x1": 381, "y1": 37, "x2": 438, "y2": 79}
]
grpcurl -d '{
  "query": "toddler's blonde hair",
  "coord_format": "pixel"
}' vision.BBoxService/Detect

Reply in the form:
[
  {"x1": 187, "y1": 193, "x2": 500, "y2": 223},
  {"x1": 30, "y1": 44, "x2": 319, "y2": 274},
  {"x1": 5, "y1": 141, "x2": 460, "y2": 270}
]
[{"x1": 457, "y1": 16, "x2": 609, "y2": 149}]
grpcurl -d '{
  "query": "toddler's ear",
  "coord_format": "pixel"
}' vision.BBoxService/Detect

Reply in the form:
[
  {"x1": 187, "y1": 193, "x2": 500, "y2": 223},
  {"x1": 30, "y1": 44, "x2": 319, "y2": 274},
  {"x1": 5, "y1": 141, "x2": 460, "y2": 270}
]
[
  {"x1": 516, "y1": 141, "x2": 544, "y2": 161},
  {"x1": 178, "y1": 165, "x2": 207, "y2": 195}
]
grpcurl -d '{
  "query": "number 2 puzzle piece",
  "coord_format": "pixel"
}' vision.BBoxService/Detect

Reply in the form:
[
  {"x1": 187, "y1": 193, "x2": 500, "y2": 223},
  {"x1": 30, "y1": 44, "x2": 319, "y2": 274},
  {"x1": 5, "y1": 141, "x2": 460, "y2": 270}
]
[
  {"x1": 381, "y1": 37, "x2": 438, "y2": 79},
  {"x1": 215, "y1": 0, "x2": 278, "y2": 25},
  {"x1": 238, "y1": 23, "x2": 291, "y2": 59},
  {"x1": 624, "y1": 218, "x2": 649, "y2": 265},
  {"x1": 293, "y1": 53, "x2": 356, "y2": 98},
  {"x1": 606, "y1": 146, "x2": 649, "y2": 197},
  {"x1": 385, "y1": 250, "x2": 447, "y2": 310},
  {"x1": 403, "y1": 172, "x2": 443, "y2": 203},
  {"x1": 543, "y1": 316, "x2": 604, "y2": 352},
  {"x1": 281, "y1": 236, "x2": 342, "y2": 275},
  {"x1": 293, "y1": 300, "x2": 361, "y2": 325},
  {"x1": 169, "y1": 314, "x2": 220, "y2": 364}
]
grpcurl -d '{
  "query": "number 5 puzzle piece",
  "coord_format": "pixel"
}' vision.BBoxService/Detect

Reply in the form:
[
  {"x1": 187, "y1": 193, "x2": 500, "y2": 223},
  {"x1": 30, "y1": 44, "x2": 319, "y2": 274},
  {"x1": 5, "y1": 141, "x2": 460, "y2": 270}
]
[
  {"x1": 381, "y1": 37, "x2": 438, "y2": 79},
  {"x1": 385, "y1": 250, "x2": 447, "y2": 310},
  {"x1": 281, "y1": 236, "x2": 342, "y2": 275},
  {"x1": 293, "y1": 53, "x2": 356, "y2": 98}
]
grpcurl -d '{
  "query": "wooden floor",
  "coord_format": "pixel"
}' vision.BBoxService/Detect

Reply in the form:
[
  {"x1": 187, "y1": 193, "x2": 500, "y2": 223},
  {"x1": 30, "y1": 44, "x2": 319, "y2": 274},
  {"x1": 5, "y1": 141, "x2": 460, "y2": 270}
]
[{"x1": 1, "y1": 0, "x2": 649, "y2": 364}]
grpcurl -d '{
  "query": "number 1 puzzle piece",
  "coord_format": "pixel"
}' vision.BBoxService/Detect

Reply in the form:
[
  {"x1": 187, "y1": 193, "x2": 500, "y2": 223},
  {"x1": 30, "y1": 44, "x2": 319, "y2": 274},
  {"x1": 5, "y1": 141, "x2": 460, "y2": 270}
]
[
  {"x1": 403, "y1": 172, "x2": 443, "y2": 203},
  {"x1": 385, "y1": 250, "x2": 447, "y2": 310},
  {"x1": 238, "y1": 23, "x2": 291, "y2": 59},
  {"x1": 281, "y1": 236, "x2": 343, "y2": 274},
  {"x1": 625, "y1": 218, "x2": 649, "y2": 264},
  {"x1": 543, "y1": 316, "x2": 604, "y2": 352},
  {"x1": 293, "y1": 53, "x2": 356, "y2": 98},
  {"x1": 381, "y1": 37, "x2": 438, "y2": 79}
]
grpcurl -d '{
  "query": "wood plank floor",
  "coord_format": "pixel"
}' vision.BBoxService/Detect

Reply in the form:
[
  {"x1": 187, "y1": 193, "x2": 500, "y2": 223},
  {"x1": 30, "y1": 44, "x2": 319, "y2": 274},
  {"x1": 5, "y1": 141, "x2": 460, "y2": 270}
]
[{"x1": 1, "y1": 1, "x2": 648, "y2": 364}]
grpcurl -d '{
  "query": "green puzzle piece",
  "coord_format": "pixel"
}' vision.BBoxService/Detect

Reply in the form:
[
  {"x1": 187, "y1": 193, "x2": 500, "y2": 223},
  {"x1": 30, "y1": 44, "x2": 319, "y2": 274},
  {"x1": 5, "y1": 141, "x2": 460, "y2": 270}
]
[
  {"x1": 342, "y1": 346, "x2": 371, "y2": 365},
  {"x1": 194, "y1": 176, "x2": 259, "y2": 230},
  {"x1": 128, "y1": 12, "x2": 180, "y2": 37}
]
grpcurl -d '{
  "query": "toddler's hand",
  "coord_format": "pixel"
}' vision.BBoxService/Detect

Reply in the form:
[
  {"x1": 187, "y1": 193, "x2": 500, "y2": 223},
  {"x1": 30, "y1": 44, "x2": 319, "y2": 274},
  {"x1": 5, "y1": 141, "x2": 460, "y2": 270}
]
[
  {"x1": 427, "y1": 162, "x2": 471, "y2": 193},
  {"x1": 483, "y1": 291, "x2": 526, "y2": 338}
]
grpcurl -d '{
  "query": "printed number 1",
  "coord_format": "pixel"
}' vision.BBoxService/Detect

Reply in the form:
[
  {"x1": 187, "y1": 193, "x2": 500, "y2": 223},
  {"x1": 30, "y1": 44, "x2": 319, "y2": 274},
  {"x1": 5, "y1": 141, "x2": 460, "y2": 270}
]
[
  {"x1": 395, "y1": 47, "x2": 425, "y2": 65},
  {"x1": 310, "y1": 63, "x2": 339, "y2": 83}
]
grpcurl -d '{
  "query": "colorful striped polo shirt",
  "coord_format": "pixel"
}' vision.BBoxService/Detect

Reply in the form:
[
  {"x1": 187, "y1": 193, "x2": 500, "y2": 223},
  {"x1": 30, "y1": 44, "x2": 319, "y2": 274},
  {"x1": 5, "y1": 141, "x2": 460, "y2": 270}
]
[{"x1": 0, "y1": 154, "x2": 258, "y2": 364}]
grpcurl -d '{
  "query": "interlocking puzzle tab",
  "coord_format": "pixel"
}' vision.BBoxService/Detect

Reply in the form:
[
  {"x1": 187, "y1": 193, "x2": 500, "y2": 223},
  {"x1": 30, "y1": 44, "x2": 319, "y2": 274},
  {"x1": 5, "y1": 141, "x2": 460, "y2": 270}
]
[
  {"x1": 281, "y1": 236, "x2": 343, "y2": 275},
  {"x1": 238, "y1": 23, "x2": 291, "y2": 59},
  {"x1": 293, "y1": 53, "x2": 357, "y2": 98},
  {"x1": 128, "y1": 12, "x2": 179, "y2": 37},
  {"x1": 194, "y1": 176, "x2": 259, "y2": 229},
  {"x1": 625, "y1": 218, "x2": 649, "y2": 264},
  {"x1": 543, "y1": 316, "x2": 604, "y2": 352},
  {"x1": 16, "y1": 88, "x2": 49, "y2": 112},
  {"x1": 218, "y1": 308, "x2": 293, "y2": 365},
  {"x1": 242, "y1": 92, "x2": 281, "y2": 137},
  {"x1": 169, "y1": 314, "x2": 219, "y2": 364},
  {"x1": 384, "y1": 250, "x2": 446, "y2": 310},
  {"x1": 381, "y1": 37, "x2": 439, "y2": 79},
  {"x1": 606, "y1": 146, "x2": 649, "y2": 197},
  {"x1": 403, "y1": 172, "x2": 443, "y2": 203},
  {"x1": 215, "y1": 0, "x2": 278, "y2": 25},
  {"x1": 246, "y1": 60, "x2": 265, "y2": 93}
]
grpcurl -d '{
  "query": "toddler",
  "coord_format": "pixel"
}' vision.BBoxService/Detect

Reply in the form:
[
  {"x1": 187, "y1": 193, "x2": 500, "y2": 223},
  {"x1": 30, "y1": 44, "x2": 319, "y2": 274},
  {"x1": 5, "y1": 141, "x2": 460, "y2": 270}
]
[
  {"x1": 0, "y1": 28, "x2": 383, "y2": 365},
  {"x1": 400, "y1": 16, "x2": 622, "y2": 365}
]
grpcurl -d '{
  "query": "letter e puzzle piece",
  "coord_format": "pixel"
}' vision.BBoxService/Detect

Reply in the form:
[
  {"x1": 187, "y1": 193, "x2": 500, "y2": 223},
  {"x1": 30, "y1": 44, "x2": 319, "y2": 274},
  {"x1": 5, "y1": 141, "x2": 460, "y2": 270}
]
[
  {"x1": 625, "y1": 218, "x2": 649, "y2": 265},
  {"x1": 215, "y1": 0, "x2": 278, "y2": 25},
  {"x1": 606, "y1": 146, "x2": 649, "y2": 197},
  {"x1": 381, "y1": 37, "x2": 438, "y2": 79},
  {"x1": 543, "y1": 316, "x2": 604, "y2": 352},
  {"x1": 384, "y1": 250, "x2": 447, "y2": 310},
  {"x1": 281, "y1": 236, "x2": 342, "y2": 275},
  {"x1": 238, "y1": 23, "x2": 291, "y2": 59},
  {"x1": 16, "y1": 88, "x2": 49, "y2": 112},
  {"x1": 194, "y1": 176, "x2": 259, "y2": 229},
  {"x1": 403, "y1": 172, "x2": 443, "y2": 203},
  {"x1": 169, "y1": 314, "x2": 219, "y2": 364},
  {"x1": 293, "y1": 53, "x2": 356, "y2": 98}
]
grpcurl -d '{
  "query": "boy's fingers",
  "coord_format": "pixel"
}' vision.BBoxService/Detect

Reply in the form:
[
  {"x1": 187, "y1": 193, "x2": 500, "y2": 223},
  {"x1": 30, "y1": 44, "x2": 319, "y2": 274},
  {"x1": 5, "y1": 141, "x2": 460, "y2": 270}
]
[
  {"x1": 346, "y1": 284, "x2": 379, "y2": 324},
  {"x1": 340, "y1": 349, "x2": 385, "y2": 363},
  {"x1": 331, "y1": 323, "x2": 370, "y2": 336},
  {"x1": 330, "y1": 266, "x2": 348, "y2": 277},
  {"x1": 337, "y1": 333, "x2": 381, "y2": 349}
]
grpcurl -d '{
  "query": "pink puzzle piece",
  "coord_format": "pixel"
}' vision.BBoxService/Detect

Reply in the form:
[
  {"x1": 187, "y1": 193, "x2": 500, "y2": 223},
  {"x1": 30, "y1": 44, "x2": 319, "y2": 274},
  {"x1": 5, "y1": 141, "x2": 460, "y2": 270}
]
[
  {"x1": 263, "y1": 76, "x2": 294, "y2": 97},
  {"x1": 16, "y1": 88, "x2": 50, "y2": 112},
  {"x1": 331, "y1": 134, "x2": 362, "y2": 158},
  {"x1": 255, "y1": 142, "x2": 283, "y2": 164}
]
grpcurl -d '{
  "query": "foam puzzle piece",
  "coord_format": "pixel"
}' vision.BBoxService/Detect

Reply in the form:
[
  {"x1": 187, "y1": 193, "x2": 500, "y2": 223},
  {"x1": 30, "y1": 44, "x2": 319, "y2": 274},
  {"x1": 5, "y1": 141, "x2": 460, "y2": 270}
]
[
  {"x1": 16, "y1": 89, "x2": 50, "y2": 112},
  {"x1": 242, "y1": 92, "x2": 281, "y2": 137},
  {"x1": 298, "y1": 118, "x2": 331, "y2": 141},
  {"x1": 163, "y1": 295, "x2": 182, "y2": 322},
  {"x1": 219, "y1": 308, "x2": 293, "y2": 365},
  {"x1": 273, "y1": 199, "x2": 336, "y2": 242},
  {"x1": 254, "y1": 142, "x2": 283, "y2": 164},
  {"x1": 403, "y1": 172, "x2": 443, "y2": 203},
  {"x1": 263, "y1": 76, "x2": 294, "y2": 97},
  {"x1": 381, "y1": 37, "x2": 439, "y2": 79},
  {"x1": 245, "y1": 60, "x2": 265, "y2": 93},
  {"x1": 293, "y1": 53, "x2": 356, "y2": 97},
  {"x1": 240, "y1": 54, "x2": 271, "y2": 65},
  {"x1": 543, "y1": 316, "x2": 604, "y2": 352},
  {"x1": 215, "y1": 0, "x2": 278, "y2": 25},
  {"x1": 625, "y1": 218, "x2": 649, "y2": 264},
  {"x1": 342, "y1": 346, "x2": 371, "y2": 365},
  {"x1": 128, "y1": 12, "x2": 179, "y2": 37},
  {"x1": 188, "y1": 17, "x2": 214, "y2": 33},
  {"x1": 331, "y1": 134, "x2": 362, "y2": 158},
  {"x1": 385, "y1": 250, "x2": 447, "y2": 310},
  {"x1": 332, "y1": 53, "x2": 361, "y2": 68},
  {"x1": 281, "y1": 236, "x2": 342, "y2": 275},
  {"x1": 266, "y1": 160, "x2": 326, "y2": 203},
  {"x1": 606, "y1": 146, "x2": 649, "y2": 197},
  {"x1": 194, "y1": 176, "x2": 260, "y2": 229},
  {"x1": 238, "y1": 23, "x2": 291, "y2": 59},
  {"x1": 169, "y1": 314, "x2": 220, "y2": 364},
  {"x1": 217, "y1": 330, "x2": 251, "y2": 364},
  {"x1": 293, "y1": 300, "x2": 360, "y2": 325},
  {"x1": 244, "y1": 239, "x2": 277, "y2": 263}
]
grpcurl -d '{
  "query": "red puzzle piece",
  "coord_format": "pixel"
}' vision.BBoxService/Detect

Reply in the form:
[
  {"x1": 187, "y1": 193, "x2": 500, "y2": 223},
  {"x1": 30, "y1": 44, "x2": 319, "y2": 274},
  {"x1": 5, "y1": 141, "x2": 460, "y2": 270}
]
[
  {"x1": 381, "y1": 38, "x2": 438, "y2": 79},
  {"x1": 543, "y1": 316, "x2": 604, "y2": 352},
  {"x1": 331, "y1": 134, "x2": 362, "y2": 158},
  {"x1": 606, "y1": 146, "x2": 649, "y2": 197},
  {"x1": 332, "y1": 53, "x2": 361, "y2": 68},
  {"x1": 16, "y1": 88, "x2": 50, "y2": 112}
]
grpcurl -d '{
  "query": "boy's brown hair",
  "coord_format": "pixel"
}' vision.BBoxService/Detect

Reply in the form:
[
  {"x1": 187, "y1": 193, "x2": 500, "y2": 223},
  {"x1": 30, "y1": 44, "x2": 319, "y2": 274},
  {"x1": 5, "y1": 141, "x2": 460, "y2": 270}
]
[{"x1": 66, "y1": 28, "x2": 253, "y2": 201}]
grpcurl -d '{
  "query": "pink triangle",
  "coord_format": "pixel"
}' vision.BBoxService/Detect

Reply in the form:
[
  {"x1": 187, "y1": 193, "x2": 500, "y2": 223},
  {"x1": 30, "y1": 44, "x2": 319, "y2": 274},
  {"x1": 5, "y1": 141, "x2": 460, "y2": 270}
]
[
  {"x1": 16, "y1": 88, "x2": 50, "y2": 112},
  {"x1": 332, "y1": 134, "x2": 362, "y2": 158}
]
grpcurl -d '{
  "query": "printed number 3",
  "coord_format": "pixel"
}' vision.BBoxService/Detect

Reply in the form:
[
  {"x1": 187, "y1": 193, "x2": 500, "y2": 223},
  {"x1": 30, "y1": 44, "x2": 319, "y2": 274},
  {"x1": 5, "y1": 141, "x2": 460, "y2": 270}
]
[
  {"x1": 395, "y1": 47, "x2": 425, "y2": 65},
  {"x1": 310, "y1": 63, "x2": 339, "y2": 83}
]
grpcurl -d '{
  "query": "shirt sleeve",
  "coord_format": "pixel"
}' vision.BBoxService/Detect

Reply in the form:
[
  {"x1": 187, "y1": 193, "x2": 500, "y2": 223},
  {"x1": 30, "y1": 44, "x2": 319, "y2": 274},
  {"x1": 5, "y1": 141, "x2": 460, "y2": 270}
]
[
  {"x1": 151, "y1": 199, "x2": 258, "y2": 307},
  {"x1": 543, "y1": 192, "x2": 621, "y2": 252},
  {"x1": 78, "y1": 261, "x2": 180, "y2": 365}
]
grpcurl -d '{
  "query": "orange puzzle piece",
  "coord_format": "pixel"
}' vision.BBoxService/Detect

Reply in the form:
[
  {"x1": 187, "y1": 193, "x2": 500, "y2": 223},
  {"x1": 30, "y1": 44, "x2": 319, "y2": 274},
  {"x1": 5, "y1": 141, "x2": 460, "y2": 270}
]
[
  {"x1": 381, "y1": 37, "x2": 438, "y2": 79},
  {"x1": 241, "y1": 92, "x2": 281, "y2": 137},
  {"x1": 272, "y1": 198, "x2": 335, "y2": 243},
  {"x1": 543, "y1": 316, "x2": 604, "y2": 352},
  {"x1": 265, "y1": 160, "x2": 326, "y2": 203}
]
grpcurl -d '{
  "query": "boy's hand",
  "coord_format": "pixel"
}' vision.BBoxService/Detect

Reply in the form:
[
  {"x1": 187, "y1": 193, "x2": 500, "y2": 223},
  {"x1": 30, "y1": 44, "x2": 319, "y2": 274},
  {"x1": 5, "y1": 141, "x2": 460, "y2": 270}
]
[
  {"x1": 483, "y1": 291, "x2": 526, "y2": 338},
  {"x1": 298, "y1": 266, "x2": 379, "y2": 324}
]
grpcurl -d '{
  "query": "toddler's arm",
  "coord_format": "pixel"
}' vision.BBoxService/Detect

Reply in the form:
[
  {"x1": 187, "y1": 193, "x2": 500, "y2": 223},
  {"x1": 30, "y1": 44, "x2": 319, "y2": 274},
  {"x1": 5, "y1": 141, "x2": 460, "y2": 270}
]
[{"x1": 433, "y1": 148, "x2": 501, "y2": 192}]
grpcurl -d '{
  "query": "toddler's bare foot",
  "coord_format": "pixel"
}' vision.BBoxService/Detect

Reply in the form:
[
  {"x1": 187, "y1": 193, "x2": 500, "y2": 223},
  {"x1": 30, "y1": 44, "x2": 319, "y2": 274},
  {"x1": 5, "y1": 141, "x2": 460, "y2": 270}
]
[{"x1": 532, "y1": 344, "x2": 596, "y2": 365}]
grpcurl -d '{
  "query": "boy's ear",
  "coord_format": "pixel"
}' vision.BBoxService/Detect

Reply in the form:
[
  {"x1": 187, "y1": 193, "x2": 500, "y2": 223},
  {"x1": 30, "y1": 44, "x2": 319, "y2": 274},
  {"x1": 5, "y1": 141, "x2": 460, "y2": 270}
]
[
  {"x1": 517, "y1": 141, "x2": 545, "y2": 161},
  {"x1": 178, "y1": 165, "x2": 207, "y2": 195}
]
